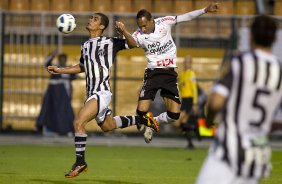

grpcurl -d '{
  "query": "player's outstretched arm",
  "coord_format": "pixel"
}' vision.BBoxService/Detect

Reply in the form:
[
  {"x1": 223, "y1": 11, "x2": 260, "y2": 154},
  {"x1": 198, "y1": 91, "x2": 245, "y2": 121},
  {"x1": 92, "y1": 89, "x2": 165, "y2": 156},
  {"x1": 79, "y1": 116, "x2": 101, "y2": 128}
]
[
  {"x1": 115, "y1": 21, "x2": 137, "y2": 48},
  {"x1": 176, "y1": 2, "x2": 219, "y2": 23},
  {"x1": 47, "y1": 64, "x2": 84, "y2": 74}
]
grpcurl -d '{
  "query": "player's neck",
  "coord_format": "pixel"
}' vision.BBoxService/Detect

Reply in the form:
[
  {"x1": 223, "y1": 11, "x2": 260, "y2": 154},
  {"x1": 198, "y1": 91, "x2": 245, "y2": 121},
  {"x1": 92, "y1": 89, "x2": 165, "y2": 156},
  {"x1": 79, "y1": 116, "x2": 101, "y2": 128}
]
[
  {"x1": 255, "y1": 46, "x2": 272, "y2": 54},
  {"x1": 89, "y1": 30, "x2": 103, "y2": 39}
]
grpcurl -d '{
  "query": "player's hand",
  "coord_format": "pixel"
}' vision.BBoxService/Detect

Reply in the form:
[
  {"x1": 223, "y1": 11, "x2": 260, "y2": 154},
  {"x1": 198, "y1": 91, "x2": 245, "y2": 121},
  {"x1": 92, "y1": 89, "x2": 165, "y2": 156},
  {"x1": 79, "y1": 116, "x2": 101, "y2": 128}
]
[
  {"x1": 115, "y1": 21, "x2": 126, "y2": 35},
  {"x1": 47, "y1": 66, "x2": 61, "y2": 74},
  {"x1": 205, "y1": 3, "x2": 219, "y2": 13}
]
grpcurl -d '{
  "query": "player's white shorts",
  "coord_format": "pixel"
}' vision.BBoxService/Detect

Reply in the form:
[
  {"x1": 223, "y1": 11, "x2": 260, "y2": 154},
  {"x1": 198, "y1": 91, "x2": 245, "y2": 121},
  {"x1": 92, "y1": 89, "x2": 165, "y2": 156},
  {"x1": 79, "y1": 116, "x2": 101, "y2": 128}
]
[
  {"x1": 85, "y1": 90, "x2": 112, "y2": 124},
  {"x1": 196, "y1": 154, "x2": 258, "y2": 184}
]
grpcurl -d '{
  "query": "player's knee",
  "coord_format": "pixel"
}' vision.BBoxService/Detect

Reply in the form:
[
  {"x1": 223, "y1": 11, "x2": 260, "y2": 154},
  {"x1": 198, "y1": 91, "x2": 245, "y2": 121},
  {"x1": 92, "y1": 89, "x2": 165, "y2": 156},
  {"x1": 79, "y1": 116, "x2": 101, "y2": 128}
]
[
  {"x1": 136, "y1": 109, "x2": 147, "y2": 116},
  {"x1": 167, "y1": 111, "x2": 180, "y2": 123},
  {"x1": 73, "y1": 117, "x2": 85, "y2": 132}
]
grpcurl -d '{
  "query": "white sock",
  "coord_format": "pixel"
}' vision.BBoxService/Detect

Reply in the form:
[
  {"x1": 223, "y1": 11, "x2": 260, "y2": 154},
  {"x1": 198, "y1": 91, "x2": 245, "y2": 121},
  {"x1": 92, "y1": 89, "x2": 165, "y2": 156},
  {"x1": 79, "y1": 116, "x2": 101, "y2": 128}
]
[
  {"x1": 113, "y1": 116, "x2": 123, "y2": 128},
  {"x1": 155, "y1": 112, "x2": 174, "y2": 124}
]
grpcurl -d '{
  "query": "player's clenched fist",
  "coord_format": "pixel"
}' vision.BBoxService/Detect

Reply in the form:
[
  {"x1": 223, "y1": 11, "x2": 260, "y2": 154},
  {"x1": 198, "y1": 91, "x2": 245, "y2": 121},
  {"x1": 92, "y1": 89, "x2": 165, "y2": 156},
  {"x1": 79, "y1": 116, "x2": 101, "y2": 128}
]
[
  {"x1": 115, "y1": 21, "x2": 126, "y2": 34},
  {"x1": 205, "y1": 3, "x2": 219, "y2": 13},
  {"x1": 47, "y1": 66, "x2": 60, "y2": 74}
]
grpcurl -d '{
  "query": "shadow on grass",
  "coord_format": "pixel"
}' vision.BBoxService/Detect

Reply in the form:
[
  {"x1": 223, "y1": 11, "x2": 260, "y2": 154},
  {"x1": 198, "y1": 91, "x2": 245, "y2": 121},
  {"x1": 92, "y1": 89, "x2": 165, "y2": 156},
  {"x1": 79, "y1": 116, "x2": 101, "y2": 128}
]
[
  {"x1": 30, "y1": 179, "x2": 143, "y2": 184},
  {"x1": 0, "y1": 172, "x2": 17, "y2": 175}
]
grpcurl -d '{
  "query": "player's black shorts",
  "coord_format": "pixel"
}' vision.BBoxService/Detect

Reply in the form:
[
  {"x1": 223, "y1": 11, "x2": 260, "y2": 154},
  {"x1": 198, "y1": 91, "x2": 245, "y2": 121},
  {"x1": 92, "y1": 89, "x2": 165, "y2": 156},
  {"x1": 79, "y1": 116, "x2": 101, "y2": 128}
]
[
  {"x1": 138, "y1": 68, "x2": 181, "y2": 104},
  {"x1": 180, "y1": 98, "x2": 193, "y2": 113}
]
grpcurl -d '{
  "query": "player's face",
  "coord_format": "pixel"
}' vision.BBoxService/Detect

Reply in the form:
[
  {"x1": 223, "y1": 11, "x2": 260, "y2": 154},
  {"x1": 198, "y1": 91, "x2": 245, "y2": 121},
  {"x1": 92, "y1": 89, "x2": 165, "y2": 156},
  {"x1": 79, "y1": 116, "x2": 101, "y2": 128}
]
[
  {"x1": 137, "y1": 17, "x2": 154, "y2": 34},
  {"x1": 86, "y1": 15, "x2": 103, "y2": 31}
]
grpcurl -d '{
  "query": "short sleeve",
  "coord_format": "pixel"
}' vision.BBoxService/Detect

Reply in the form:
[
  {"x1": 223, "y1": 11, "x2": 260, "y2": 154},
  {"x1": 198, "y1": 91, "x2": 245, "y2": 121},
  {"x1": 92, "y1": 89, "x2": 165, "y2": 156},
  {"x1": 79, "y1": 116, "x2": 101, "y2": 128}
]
[
  {"x1": 132, "y1": 29, "x2": 142, "y2": 47},
  {"x1": 112, "y1": 37, "x2": 127, "y2": 52}
]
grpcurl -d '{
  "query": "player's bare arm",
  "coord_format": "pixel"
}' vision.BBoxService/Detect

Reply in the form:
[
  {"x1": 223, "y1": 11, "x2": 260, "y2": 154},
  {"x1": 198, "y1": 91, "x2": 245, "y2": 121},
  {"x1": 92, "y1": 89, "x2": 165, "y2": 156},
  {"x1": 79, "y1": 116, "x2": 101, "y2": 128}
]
[
  {"x1": 47, "y1": 64, "x2": 84, "y2": 75},
  {"x1": 206, "y1": 93, "x2": 226, "y2": 128},
  {"x1": 115, "y1": 21, "x2": 137, "y2": 48}
]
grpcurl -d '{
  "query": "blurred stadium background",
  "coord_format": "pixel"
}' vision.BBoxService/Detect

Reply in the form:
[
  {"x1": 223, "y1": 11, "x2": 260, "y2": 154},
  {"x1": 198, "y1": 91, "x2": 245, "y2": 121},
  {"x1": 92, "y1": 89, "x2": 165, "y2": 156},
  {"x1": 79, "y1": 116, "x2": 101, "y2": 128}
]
[{"x1": 0, "y1": 0, "x2": 282, "y2": 136}]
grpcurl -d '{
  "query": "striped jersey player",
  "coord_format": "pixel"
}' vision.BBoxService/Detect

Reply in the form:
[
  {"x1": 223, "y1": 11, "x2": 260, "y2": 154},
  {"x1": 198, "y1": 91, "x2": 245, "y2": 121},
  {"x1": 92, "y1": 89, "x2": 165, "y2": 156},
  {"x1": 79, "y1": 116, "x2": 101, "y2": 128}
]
[
  {"x1": 47, "y1": 13, "x2": 159, "y2": 178},
  {"x1": 197, "y1": 15, "x2": 282, "y2": 184}
]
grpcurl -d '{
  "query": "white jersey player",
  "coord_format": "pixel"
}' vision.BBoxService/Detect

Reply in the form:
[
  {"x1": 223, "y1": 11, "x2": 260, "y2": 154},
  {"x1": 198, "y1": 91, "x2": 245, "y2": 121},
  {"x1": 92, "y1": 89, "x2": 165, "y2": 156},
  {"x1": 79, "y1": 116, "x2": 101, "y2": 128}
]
[
  {"x1": 196, "y1": 15, "x2": 282, "y2": 184},
  {"x1": 116, "y1": 3, "x2": 219, "y2": 143}
]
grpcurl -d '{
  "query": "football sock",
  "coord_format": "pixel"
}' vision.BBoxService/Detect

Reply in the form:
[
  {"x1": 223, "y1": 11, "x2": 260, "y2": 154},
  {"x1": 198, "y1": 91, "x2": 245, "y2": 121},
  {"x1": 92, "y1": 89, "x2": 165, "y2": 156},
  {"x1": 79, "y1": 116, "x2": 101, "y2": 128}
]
[
  {"x1": 155, "y1": 112, "x2": 173, "y2": 124},
  {"x1": 74, "y1": 133, "x2": 87, "y2": 165},
  {"x1": 114, "y1": 116, "x2": 138, "y2": 128}
]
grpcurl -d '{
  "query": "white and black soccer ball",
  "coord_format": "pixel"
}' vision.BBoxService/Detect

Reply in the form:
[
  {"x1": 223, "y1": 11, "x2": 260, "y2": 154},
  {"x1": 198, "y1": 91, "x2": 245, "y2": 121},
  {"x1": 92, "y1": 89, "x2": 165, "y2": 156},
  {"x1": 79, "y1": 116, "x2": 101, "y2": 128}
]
[{"x1": 56, "y1": 14, "x2": 76, "y2": 34}]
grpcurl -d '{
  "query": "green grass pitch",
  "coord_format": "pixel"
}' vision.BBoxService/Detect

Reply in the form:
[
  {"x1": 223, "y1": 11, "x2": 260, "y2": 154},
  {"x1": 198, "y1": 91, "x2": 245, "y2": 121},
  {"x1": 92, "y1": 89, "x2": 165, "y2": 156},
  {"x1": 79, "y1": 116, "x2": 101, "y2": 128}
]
[{"x1": 0, "y1": 145, "x2": 281, "y2": 184}]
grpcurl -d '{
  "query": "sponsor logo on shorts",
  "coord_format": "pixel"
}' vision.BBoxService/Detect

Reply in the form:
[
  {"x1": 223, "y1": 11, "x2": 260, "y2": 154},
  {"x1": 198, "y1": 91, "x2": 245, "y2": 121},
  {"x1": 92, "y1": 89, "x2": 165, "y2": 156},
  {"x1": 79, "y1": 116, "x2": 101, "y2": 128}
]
[{"x1": 140, "y1": 89, "x2": 145, "y2": 97}]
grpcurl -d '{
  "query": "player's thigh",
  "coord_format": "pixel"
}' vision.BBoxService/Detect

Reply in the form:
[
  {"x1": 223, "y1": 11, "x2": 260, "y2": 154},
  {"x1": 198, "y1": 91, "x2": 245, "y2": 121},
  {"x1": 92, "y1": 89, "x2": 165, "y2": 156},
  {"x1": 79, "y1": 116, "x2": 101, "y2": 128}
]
[
  {"x1": 163, "y1": 97, "x2": 180, "y2": 113},
  {"x1": 196, "y1": 154, "x2": 235, "y2": 184},
  {"x1": 76, "y1": 98, "x2": 99, "y2": 124}
]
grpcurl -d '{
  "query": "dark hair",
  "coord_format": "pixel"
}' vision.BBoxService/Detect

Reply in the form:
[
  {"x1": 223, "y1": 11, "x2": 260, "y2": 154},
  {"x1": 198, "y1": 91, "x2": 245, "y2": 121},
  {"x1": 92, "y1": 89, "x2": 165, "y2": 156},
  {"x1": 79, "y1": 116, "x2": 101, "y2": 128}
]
[
  {"x1": 136, "y1": 9, "x2": 152, "y2": 20},
  {"x1": 58, "y1": 53, "x2": 67, "y2": 61},
  {"x1": 251, "y1": 15, "x2": 278, "y2": 47},
  {"x1": 95, "y1": 13, "x2": 109, "y2": 30}
]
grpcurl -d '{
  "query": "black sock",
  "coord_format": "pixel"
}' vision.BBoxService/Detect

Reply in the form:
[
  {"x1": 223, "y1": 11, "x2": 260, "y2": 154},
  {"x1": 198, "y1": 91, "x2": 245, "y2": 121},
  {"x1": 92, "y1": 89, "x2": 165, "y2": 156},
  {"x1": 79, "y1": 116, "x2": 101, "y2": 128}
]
[
  {"x1": 74, "y1": 133, "x2": 87, "y2": 165},
  {"x1": 135, "y1": 110, "x2": 148, "y2": 128}
]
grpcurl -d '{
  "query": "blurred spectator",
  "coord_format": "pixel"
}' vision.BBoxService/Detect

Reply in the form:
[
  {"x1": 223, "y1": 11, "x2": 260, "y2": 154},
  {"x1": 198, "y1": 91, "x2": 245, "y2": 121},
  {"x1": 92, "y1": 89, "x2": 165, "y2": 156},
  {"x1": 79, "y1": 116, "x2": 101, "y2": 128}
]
[
  {"x1": 182, "y1": 85, "x2": 208, "y2": 148},
  {"x1": 177, "y1": 55, "x2": 199, "y2": 148},
  {"x1": 197, "y1": 85, "x2": 208, "y2": 119},
  {"x1": 36, "y1": 50, "x2": 76, "y2": 136}
]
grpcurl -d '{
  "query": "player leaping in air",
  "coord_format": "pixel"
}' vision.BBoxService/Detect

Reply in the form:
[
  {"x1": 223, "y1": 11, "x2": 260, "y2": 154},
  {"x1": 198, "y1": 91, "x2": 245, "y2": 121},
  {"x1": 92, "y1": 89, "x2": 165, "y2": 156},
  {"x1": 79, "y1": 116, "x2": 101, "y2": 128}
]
[
  {"x1": 47, "y1": 13, "x2": 159, "y2": 178},
  {"x1": 116, "y1": 3, "x2": 219, "y2": 143}
]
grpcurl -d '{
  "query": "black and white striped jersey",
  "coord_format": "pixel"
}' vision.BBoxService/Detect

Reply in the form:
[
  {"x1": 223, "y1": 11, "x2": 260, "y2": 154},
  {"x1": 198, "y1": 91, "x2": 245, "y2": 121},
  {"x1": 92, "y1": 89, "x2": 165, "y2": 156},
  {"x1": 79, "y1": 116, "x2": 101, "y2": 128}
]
[
  {"x1": 211, "y1": 49, "x2": 282, "y2": 178},
  {"x1": 80, "y1": 36, "x2": 127, "y2": 98}
]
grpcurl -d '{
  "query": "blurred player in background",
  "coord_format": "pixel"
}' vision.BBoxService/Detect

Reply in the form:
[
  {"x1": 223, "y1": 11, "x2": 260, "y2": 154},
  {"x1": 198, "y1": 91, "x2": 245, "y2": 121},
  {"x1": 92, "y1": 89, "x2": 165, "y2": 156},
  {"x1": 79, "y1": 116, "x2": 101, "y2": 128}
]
[
  {"x1": 116, "y1": 3, "x2": 219, "y2": 143},
  {"x1": 36, "y1": 50, "x2": 75, "y2": 136},
  {"x1": 47, "y1": 13, "x2": 158, "y2": 178},
  {"x1": 196, "y1": 15, "x2": 282, "y2": 184},
  {"x1": 178, "y1": 55, "x2": 199, "y2": 148}
]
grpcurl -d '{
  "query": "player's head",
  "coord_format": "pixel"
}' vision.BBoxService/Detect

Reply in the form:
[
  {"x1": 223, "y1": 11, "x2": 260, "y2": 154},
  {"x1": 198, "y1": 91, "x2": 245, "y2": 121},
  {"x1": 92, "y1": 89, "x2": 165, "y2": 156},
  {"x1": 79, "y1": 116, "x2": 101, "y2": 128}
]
[
  {"x1": 136, "y1": 9, "x2": 155, "y2": 34},
  {"x1": 58, "y1": 53, "x2": 67, "y2": 66},
  {"x1": 184, "y1": 55, "x2": 192, "y2": 70},
  {"x1": 86, "y1": 13, "x2": 109, "y2": 33},
  {"x1": 250, "y1": 15, "x2": 278, "y2": 48}
]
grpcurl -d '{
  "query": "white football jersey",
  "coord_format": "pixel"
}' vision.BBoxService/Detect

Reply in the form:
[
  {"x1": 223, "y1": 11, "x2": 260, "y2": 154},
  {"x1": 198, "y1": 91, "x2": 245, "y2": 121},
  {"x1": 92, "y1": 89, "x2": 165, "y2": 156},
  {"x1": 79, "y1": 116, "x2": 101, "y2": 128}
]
[{"x1": 132, "y1": 16, "x2": 177, "y2": 69}]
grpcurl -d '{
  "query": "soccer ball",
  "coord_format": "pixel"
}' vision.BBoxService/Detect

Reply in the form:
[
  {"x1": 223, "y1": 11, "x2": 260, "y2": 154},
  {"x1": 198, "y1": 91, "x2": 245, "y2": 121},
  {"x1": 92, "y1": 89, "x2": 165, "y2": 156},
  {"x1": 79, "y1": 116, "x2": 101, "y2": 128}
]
[{"x1": 56, "y1": 14, "x2": 76, "y2": 34}]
